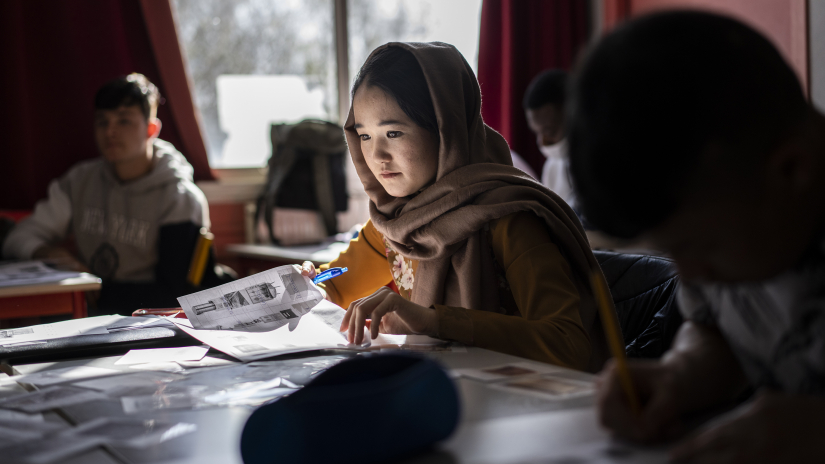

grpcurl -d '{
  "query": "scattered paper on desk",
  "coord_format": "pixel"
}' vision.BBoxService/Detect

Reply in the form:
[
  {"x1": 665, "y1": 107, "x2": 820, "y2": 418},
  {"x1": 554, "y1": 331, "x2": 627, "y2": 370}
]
[
  {"x1": 177, "y1": 356, "x2": 237, "y2": 369},
  {"x1": 1, "y1": 433, "x2": 105, "y2": 464},
  {"x1": 170, "y1": 309, "x2": 351, "y2": 362},
  {"x1": 0, "y1": 385, "x2": 107, "y2": 413},
  {"x1": 10, "y1": 366, "x2": 123, "y2": 387},
  {"x1": 455, "y1": 361, "x2": 566, "y2": 382},
  {"x1": 490, "y1": 375, "x2": 595, "y2": 400},
  {"x1": 69, "y1": 417, "x2": 197, "y2": 449},
  {"x1": 128, "y1": 362, "x2": 186, "y2": 373},
  {"x1": 0, "y1": 418, "x2": 65, "y2": 437},
  {"x1": 178, "y1": 264, "x2": 324, "y2": 332},
  {"x1": 0, "y1": 315, "x2": 122, "y2": 346},
  {"x1": 72, "y1": 371, "x2": 186, "y2": 396},
  {"x1": 115, "y1": 346, "x2": 209, "y2": 365},
  {"x1": 0, "y1": 260, "x2": 85, "y2": 288},
  {"x1": 105, "y1": 317, "x2": 175, "y2": 333},
  {"x1": 0, "y1": 409, "x2": 43, "y2": 422}
]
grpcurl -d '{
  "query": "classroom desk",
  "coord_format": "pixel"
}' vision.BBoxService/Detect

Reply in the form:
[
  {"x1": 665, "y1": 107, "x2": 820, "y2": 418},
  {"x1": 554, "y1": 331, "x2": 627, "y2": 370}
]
[
  {"x1": 0, "y1": 345, "x2": 647, "y2": 464},
  {"x1": 226, "y1": 242, "x2": 350, "y2": 276},
  {"x1": 0, "y1": 274, "x2": 101, "y2": 321}
]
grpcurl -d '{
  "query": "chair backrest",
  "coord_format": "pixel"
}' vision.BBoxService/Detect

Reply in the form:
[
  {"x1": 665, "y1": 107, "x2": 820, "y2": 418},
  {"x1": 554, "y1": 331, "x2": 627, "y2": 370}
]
[{"x1": 594, "y1": 251, "x2": 683, "y2": 358}]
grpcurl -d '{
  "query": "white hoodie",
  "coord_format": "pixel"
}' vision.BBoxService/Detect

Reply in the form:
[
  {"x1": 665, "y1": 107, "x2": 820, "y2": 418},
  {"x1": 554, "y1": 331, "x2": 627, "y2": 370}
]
[
  {"x1": 539, "y1": 139, "x2": 575, "y2": 207},
  {"x1": 3, "y1": 140, "x2": 209, "y2": 282}
]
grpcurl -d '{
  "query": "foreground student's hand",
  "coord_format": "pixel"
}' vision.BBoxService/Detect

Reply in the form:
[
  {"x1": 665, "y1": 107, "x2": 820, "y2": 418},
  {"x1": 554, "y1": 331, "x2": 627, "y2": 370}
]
[
  {"x1": 597, "y1": 360, "x2": 689, "y2": 443},
  {"x1": 340, "y1": 286, "x2": 438, "y2": 344},
  {"x1": 670, "y1": 390, "x2": 825, "y2": 464}
]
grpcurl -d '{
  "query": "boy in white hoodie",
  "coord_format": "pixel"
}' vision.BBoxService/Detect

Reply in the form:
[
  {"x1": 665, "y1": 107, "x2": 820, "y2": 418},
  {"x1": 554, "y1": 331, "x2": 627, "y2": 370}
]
[{"x1": 3, "y1": 73, "x2": 215, "y2": 314}]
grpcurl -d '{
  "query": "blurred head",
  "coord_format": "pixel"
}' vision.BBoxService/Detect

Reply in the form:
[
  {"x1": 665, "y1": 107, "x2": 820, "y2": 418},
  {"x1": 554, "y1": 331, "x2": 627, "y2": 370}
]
[
  {"x1": 524, "y1": 70, "x2": 567, "y2": 148},
  {"x1": 351, "y1": 46, "x2": 439, "y2": 197},
  {"x1": 568, "y1": 11, "x2": 821, "y2": 283},
  {"x1": 93, "y1": 73, "x2": 162, "y2": 164}
]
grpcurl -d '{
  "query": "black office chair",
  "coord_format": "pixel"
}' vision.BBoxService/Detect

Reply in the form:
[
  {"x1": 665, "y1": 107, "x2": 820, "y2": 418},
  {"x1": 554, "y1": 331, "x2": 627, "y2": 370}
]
[{"x1": 594, "y1": 251, "x2": 683, "y2": 358}]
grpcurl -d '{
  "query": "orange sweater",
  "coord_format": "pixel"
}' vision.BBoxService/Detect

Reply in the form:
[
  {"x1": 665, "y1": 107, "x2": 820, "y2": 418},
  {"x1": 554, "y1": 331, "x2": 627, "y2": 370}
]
[{"x1": 319, "y1": 212, "x2": 591, "y2": 369}]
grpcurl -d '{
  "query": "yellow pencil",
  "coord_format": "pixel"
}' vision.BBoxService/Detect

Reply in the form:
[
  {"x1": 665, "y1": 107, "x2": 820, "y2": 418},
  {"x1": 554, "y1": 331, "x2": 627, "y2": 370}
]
[{"x1": 591, "y1": 271, "x2": 641, "y2": 416}]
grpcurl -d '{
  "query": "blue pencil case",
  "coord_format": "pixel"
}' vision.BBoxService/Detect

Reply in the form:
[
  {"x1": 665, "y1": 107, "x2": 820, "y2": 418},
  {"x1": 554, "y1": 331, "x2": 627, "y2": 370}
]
[{"x1": 240, "y1": 353, "x2": 460, "y2": 464}]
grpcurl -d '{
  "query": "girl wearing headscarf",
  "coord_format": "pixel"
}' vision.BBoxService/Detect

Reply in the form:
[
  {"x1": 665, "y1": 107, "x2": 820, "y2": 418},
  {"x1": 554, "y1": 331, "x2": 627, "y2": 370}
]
[{"x1": 302, "y1": 42, "x2": 615, "y2": 372}]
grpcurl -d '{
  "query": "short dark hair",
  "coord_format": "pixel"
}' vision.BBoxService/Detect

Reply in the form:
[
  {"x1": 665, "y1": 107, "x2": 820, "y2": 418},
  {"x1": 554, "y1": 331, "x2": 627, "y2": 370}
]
[
  {"x1": 568, "y1": 11, "x2": 808, "y2": 238},
  {"x1": 352, "y1": 45, "x2": 438, "y2": 135},
  {"x1": 94, "y1": 73, "x2": 161, "y2": 120},
  {"x1": 523, "y1": 69, "x2": 567, "y2": 110}
]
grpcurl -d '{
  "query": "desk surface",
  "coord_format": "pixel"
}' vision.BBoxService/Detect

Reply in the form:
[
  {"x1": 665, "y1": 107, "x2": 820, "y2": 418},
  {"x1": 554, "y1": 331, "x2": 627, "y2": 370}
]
[
  {"x1": 226, "y1": 242, "x2": 350, "y2": 265},
  {"x1": 2, "y1": 346, "x2": 662, "y2": 464},
  {"x1": 0, "y1": 273, "x2": 101, "y2": 298}
]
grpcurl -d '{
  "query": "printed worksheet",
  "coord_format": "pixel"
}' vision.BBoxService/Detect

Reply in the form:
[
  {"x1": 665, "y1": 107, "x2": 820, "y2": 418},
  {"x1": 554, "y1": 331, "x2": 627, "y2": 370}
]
[
  {"x1": 0, "y1": 261, "x2": 84, "y2": 288},
  {"x1": 178, "y1": 265, "x2": 324, "y2": 332},
  {"x1": 0, "y1": 316, "x2": 123, "y2": 347}
]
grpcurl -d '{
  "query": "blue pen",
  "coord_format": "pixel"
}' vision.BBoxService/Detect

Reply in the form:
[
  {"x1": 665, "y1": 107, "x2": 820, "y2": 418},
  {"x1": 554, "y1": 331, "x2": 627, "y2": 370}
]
[{"x1": 313, "y1": 267, "x2": 348, "y2": 284}]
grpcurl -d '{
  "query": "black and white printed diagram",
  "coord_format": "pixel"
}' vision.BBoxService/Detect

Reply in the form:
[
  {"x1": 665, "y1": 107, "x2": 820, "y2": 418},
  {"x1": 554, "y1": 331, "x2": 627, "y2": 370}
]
[
  {"x1": 279, "y1": 271, "x2": 307, "y2": 297},
  {"x1": 0, "y1": 327, "x2": 34, "y2": 339},
  {"x1": 191, "y1": 282, "x2": 279, "y2": 315}
]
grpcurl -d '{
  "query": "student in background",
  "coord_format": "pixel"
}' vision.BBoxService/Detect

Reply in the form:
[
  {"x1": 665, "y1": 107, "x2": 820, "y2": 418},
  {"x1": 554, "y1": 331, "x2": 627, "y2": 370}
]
[
  {"x1": 301, "y1": 42, "x2": 617, "y2": 372},
  {"x1": 523, "y1": 70, "x2": 574, "y2": 206},
  {"x1": 569, "y1": 11, "x2": 825, "y2": 462},
  {"x1": 3, "y1": 73, "x2": 217, "y2": 314}
]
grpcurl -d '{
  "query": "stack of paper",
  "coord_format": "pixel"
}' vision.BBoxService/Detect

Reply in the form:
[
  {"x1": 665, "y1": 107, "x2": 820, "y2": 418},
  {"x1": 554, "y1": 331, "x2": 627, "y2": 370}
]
[{"x1": 0, "y1": 261, "x2": 85, "y2": 288}]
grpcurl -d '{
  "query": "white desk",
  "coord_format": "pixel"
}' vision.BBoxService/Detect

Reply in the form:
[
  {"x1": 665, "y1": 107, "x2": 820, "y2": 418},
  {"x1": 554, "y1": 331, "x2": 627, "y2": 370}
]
[{"x1": 2, "y1": 346, "x2": 663, "y2": 464}]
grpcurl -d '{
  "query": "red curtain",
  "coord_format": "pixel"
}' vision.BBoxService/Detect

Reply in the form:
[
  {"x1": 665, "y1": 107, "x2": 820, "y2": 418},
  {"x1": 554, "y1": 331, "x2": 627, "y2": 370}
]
[
  {"x1": 603, "y1": 0, "x2": 632, "y2": 32},
  {"x1": 0, "y1": 0, "x2": 213, "y2": 211},
  {"x1": 477, "y1": 0, "x2": 589, "y2": 175}
]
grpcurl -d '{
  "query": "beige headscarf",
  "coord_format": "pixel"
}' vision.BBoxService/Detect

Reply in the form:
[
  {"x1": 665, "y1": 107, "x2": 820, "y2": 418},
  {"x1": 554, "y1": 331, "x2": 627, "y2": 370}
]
[{"x1": 344, "y1": 42, "x2": 615, "y2": 372}]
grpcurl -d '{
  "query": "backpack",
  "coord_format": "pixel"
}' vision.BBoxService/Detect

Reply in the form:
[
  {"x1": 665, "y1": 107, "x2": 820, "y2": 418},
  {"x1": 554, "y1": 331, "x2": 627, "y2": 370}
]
[{"x1": 255, "y1": 119, "x2": 349, "y2": 245}]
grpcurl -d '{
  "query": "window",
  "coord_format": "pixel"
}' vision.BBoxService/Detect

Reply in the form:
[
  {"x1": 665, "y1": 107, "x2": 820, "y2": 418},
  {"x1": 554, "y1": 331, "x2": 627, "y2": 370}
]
[
  {"x1": 172, "y1": 0, "x2": 482, "y2": 169},
  {"x1": 173, "y1": 0, "x2": 336, "y2": 168},
  {"x1": 348, "y1": 0, "x2": 483, "y2": 80}
]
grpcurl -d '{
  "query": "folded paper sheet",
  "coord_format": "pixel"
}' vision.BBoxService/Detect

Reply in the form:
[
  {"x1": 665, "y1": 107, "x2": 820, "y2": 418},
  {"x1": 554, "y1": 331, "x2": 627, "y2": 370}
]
[
  {"x1": 170, "y1": 307, "x2": 350, "y2": 362},
  {"x1": 178, "y1": 265, "x2": 325, "y2": 332}
]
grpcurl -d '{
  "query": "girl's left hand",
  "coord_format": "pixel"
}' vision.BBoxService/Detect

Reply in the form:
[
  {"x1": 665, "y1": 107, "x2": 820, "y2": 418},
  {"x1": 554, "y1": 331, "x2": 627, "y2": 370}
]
[{"x1": 340, "y1": 286, "x2": 438, "y2": 344}]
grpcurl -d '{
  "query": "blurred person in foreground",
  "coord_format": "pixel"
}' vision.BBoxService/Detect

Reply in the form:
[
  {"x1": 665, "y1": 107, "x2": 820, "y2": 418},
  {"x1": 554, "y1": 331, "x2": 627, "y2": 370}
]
[{"x1": 569, "y1": 11, "x2": 825, "y2": 463}]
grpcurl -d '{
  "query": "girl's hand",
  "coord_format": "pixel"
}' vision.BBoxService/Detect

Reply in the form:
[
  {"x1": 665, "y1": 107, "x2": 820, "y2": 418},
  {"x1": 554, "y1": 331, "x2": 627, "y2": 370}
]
[
  {"x1": 300, "y1": 261, "x2": 317, "y2": 279},
  {"x1": 340, "y1": 286, "x2": 438, "y2": 344}
]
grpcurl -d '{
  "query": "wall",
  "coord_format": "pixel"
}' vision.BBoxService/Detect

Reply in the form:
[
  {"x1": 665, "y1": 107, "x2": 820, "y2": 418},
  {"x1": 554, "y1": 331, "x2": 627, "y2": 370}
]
[{"x1": 625, "y1": 0, "x2": 808, "y2": 91}]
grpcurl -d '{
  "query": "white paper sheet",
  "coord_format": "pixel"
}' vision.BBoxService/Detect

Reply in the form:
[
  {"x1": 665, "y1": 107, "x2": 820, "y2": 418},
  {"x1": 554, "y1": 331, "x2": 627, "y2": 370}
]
[
  {"x1": 0, "y1": 386, "x2": 107, "y2": 413},
  {"x1": 115, "y1": 346, "x2": 209, "y2": 365},
  {"x1": 72, "y1": 371, "x2": 186, "y2": 395},
  {"x1": 178, "y1": 264, "x2": 324, "y2": 332},
  {"x1": 10, "y1": 366, "x2": 123, "y2": 387},
  {"x1": 176, "y1": 356, "x2": 237, "y2": 369},
  {"x1": 0, "y1": 261, "x2": 85, "y2": 288},
  {"x1": 170, "y1": 311, "x2": 351, "y2": 362},
  {"x1": 454, "y1": 361, "x2": 566, "y2": 382},
  {"x1": 2, "y1": 433, "x2": 105, "y2": 464},
  {"x1": 105, "y1": 317, "x2": 175, "y2": 333},
  {"x1": 490, "y1": 375, "x2": 595, "y2": 400},
  {"x1": 68, "y1": 417, "x2": 197, "y2": 449},
  {"x1": 0, "y1": 316, "x2": 123, "y2": 346}
]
